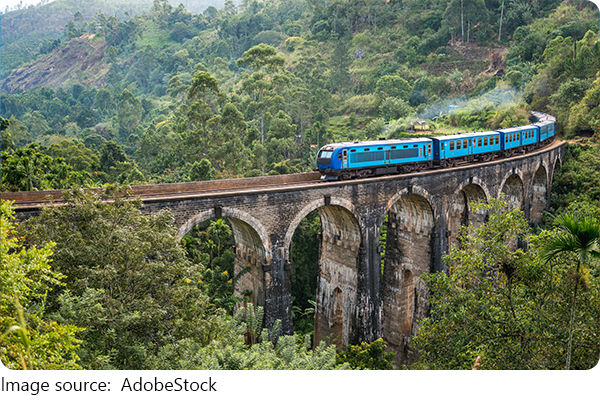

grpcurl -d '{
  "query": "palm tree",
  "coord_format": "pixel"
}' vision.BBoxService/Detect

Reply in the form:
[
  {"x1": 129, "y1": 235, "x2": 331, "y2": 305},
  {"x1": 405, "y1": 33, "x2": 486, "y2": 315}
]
[{"x1": 540, "y1": 213, "x2": 600, "y2": 370}]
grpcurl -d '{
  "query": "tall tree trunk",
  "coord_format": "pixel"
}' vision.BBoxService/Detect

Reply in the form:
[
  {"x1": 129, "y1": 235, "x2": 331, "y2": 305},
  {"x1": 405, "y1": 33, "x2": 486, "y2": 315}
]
[
  {"x1": 467, "y1": 18, "x2": 470, "y2": 43},
  {"x1": 498, "y1": 0, "x2": 505, "y2": 42},
  {"x1": 461, "y1": 0, "x2": 464, "y2": 42},
  {"x1": 566, "y1": 277, "x2": 579, "y2": 370}
]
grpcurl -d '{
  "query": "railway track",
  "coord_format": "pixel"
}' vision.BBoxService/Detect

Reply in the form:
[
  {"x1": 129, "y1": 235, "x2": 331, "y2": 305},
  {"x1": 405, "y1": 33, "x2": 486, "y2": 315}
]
[{"x1": 3, "y1": 139, "x2": 563, "y2": 211}]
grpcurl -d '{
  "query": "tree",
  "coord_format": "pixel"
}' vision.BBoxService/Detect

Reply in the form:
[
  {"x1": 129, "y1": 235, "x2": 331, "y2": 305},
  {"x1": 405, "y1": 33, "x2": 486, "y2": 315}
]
[
  {"x1": 375, "y1": 75, "x2": 412, "y2": 101},
  {"x1": 19, "y1": 186, "x2": 225, "y2": 369},
  {"x1": 540, "y1": 212, "x2": 600, "y2": 370},
  {"x1": 1, "y1": 143, "x2": 51, "y2": 191},
  {"x1": 189, "y1": 159, "x2": 216, "y2": 181},
  {"x1": 1, "y1": 117, "x2": 14, "y2": 151},
  {"x1": 236, "y1": 43, "x2": 285, "y2": 74},
  {"x1": 116, "y1": 89, "x2": 143, "y2": 139},
  {"x1": 188, "y1": 71, "x2": 220, "y2": 102},
  {"x1": 1, "y1": 201, "x2": 82, "y2": 370}
]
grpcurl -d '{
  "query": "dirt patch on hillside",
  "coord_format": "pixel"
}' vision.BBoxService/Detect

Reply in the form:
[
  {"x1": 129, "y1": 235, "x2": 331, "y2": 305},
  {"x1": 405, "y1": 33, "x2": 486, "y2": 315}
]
[
  {"x1": 1, "y1": 36, "x2": 109, "y2": 93},
  {"x1": 421, "y1": 39, "x2": 508, "y2": 76}
]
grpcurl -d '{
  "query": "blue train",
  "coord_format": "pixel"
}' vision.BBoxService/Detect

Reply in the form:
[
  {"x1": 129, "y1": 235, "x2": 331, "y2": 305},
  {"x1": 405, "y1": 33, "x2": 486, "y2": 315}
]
[{"x1": 317, "y1": 112, "x2": 555, "y2": 180}]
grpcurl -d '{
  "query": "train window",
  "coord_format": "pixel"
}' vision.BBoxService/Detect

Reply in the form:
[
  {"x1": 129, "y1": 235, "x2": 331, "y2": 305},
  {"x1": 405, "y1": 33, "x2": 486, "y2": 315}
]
[
  {"x1": 378, "y1": 147, "x2": 383, "y2": 150},
  {"x1": 364, "y1": 148, "x2": 370, "y2": 151},
  {"x1": 413, "y1": 144, "x2": 418, "y2": 148},
  {"x1": 338, "y1": 153, "x2": 342, "y2": 159},
  {"x1": 463, "y1": 139, "x2": 468, "y2": 148},
  {"x1": 318, "y1": 150, "x2": 333, "y2": 158},
  {"x1": 450, "y1": 141, "x2": 455, "y2": 151},
  {"x1": 391, "y1": 146, "x2": 396, "y2": 149},
  {"x1": 517, "y1": 132, "x2": 520, "y2": 140},
  {"x1": 403, "y1": 145, "x2": 409, "y2": 148},
  {"x1": 350, "y1": 149, "x2": 356, "y2": 152},
  {"x1": 495, "y1": 136, "x2": 499, "y2": 145},
  {"x1": 478, "y1": 138, "x2": 482, "y2": 147},
  {"x1": 441, "y1": 143, "x2": 444, "y2": 149},
  {"x1": 428, "y1": 144, "x2": 432, "y2": 154},
  {"x1": 484, "y1": 137, "x2": 488, "y2": 146},
  {"x1": 457, "y1": 140, "x2": 462, "y2": 150}
]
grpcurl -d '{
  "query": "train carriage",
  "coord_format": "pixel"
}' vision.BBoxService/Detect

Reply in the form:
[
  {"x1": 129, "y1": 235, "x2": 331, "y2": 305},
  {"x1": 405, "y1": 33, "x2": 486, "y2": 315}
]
[
  {"x1": 317, "y1": 138, "x2": 433, "y2": 180},
  {"x1": 432, "y1": 131, "x2": 501, "y2": 167},
  {"x1": 533, "y1": 118, "x2": 556, "y2": 142},
  {"x1": 498, "y1": 123, "x2": 540, "y2": 155}
]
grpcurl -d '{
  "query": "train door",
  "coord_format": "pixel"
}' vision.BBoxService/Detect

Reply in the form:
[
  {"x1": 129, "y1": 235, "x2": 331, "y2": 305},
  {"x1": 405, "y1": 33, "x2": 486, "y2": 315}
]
[
  {"x1": 384, "y1": 147, "x2": 391, "y2": 164},
  {"x1": 342, "y1": 149, "x2": 348, "y2": 168}
]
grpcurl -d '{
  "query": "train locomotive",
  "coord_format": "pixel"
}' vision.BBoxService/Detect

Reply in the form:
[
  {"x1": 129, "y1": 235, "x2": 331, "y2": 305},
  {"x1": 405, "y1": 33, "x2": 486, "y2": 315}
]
[{"x1": 316, "y1": 112, "x2": 555, "y2": 180}]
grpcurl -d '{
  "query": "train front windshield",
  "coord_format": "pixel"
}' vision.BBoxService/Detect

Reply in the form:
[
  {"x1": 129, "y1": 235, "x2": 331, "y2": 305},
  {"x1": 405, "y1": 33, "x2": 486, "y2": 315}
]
[{"x1": 318, "y1": 150, "x2": 333, "y2": 160}]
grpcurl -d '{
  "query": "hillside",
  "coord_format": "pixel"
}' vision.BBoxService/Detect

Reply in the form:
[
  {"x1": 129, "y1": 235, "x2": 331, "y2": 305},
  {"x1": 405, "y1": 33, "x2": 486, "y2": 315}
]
[
  {"x1": 2, "y1": 36, "x2": 110, "y2": 93},
  {"x1": 0, "y1": 0, "x2": 225, "y2": 80}
]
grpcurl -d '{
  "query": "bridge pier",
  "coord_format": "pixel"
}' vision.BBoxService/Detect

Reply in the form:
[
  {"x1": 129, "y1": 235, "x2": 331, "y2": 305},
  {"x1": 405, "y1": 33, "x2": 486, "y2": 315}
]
[{"x1": 356, "y1": 222, "x2": 383, "y2": 344}]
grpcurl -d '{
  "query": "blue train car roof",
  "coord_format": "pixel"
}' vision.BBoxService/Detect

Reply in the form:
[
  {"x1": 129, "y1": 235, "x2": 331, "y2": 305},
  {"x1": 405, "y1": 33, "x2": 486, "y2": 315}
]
[
  {"x1": 497, "y1": 124, "x2": 538, "y2": 133},
  {"x1": 432, "y1": 131, "x2": 499, "y2": 141},
  {"x1": 531, "y1": 111, "x2": 556, "y2": 122},
  {"x1": 532, "y1": 119, "x2": 555, "y2": 127},
  {"x1": 320, "y1": 138, "x2": 431, "y2": 151}
]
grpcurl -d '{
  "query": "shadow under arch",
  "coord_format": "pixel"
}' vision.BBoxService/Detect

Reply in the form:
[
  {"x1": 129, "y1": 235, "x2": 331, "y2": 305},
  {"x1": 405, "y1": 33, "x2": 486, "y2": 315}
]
[
  {"x1": 530, "y1": 164, "x2": 548, "y2": 224},
  {"x1": 500, "y1": 173, "x2": 525, "y2": 211},
  {"x1": 381, "y1": 192, "x2": 435, "y2": 367},
  {"x1": 447, "y1": 182, "x2": 489, "y2": 248}
]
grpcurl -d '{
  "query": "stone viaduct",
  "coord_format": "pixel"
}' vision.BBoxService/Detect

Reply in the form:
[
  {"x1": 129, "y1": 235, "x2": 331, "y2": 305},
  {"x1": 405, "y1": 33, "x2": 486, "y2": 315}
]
[{"x1": 7, "y1": 141, "x2": 564, "y2": 366}]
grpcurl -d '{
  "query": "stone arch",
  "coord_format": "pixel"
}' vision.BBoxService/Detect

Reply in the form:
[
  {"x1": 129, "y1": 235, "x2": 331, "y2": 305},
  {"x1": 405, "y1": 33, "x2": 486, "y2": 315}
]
[
  {"x1": 500, "y1": 173, "x2": 525, "y2": 211},
  {"x1": 179, "y1": 207, "x2": 271, "y2": 258},
  {"x1": 311, "y1": 202, "x2": 362, "y2": 350},
  {"x1": 381, "y1": 193, "x2": 435, "y2": 366},
  {"x1": 530, "y1": 165, "x2": 548, "y2": 223},
  {"x1": 283, "y1": 197, "x2": 357, "y2": 261},
  {"x1": 447, "y1": 182, "x2": 488, "y2": 248},
  {"x1": 177, "y1": 208, "x2": 270, "y2": 310}
]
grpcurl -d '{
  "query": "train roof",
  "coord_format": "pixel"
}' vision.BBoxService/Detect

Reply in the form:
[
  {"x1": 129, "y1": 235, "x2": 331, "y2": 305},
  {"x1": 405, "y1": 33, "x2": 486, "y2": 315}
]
[
  {"x1": 532, "y1": 119, "x2": 555, "y2": 126},
  {"x1": 531, "y1": 111, "x2": 556, "y2": 122},
  {"x1": 320, "y1": 138, "x2": 431, "y2": 150},
  {"x1": 497, "y1": 124, "x2": 539, "y2": 133},
  {"x1": 432, "y1": 131, "x2": 499, "y2": 141}
]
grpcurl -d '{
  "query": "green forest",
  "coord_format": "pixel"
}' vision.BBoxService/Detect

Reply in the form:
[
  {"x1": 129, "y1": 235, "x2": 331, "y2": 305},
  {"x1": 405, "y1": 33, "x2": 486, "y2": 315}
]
[{"x1": 1, "y1": 0, "x2": 599, "y2": 370}]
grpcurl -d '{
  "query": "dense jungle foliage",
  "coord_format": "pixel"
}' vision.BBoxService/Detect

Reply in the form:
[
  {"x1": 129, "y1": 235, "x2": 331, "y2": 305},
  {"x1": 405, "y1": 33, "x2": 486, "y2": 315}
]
[{"x1": 1, "y1": 0, "x2": 599, "y2": 370}]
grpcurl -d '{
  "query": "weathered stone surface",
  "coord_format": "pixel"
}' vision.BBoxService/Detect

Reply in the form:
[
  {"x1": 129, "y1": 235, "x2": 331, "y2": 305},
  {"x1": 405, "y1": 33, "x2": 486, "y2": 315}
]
[{"x1": 10, "y1": 142, "x2": 564, "y2": 366}]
